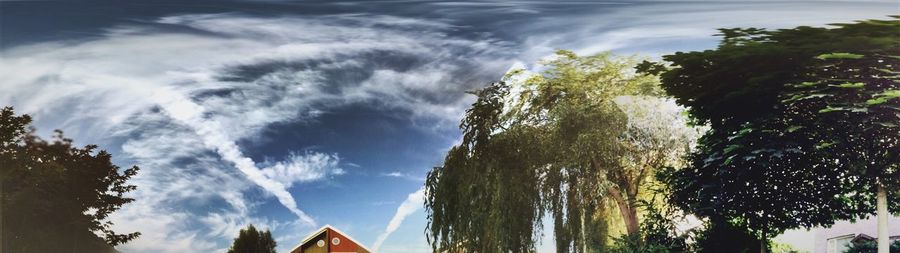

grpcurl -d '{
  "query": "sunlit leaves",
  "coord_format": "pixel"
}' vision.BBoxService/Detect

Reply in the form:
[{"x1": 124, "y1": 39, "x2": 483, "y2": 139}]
[
  {"x1": 816, "y1": 52, "x2": 864, "y2": 60},
  {"x1": 425, "y1": 51, "x2": 694, "y2": 252}
]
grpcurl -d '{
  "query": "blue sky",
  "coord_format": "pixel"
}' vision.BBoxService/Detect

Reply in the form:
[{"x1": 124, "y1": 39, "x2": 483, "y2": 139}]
[{"x1": 1, "y1": 1, "x2": 897, "y2": 252}]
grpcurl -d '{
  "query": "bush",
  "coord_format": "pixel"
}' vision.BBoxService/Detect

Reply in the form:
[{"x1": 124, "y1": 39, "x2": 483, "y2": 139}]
[
  {"x1": 691, "y1": 218, "x2": 765, "y2": 253},
  {"x1": 608, "y1": 192, "x2": 691, "y2": 253},
  {"x1": 845, "y1": 240, "x2": 900, "y2": 253}
]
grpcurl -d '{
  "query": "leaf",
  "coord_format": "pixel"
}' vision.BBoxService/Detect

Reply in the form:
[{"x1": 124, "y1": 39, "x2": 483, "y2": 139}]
[
  {"x1": 791, "y1": 81, "x2": 820, "y2": 88},
  {"x1": 819, "y1": 106, "x2": 868, "y2": 113},
  {"x1": 875, "y1": 68, "x2": 900, "y2": 74},
  {"x1": 876, "y1": 122, "x2": 899, "y2": 128},
  {"x1": 828, "y1": 82, "x2": 865, "y2": 88},
  {"x1": 867, "y1": 97, "x2": 889, "y2": 105},
  {"x1": 819, "y1": 107, "x2": 839, "y2": 113},
  {"x1": 782, "y1": 93, "x2": 831, "y2": 103},
  {"x1": 865, "y1": 90, "x2": 900, "y2": 105},
  {"x1": 816, "y1": 53, "x2": 864, "y2": 60},
  {"x1": 879, "y1": 89, "x2": 900, "y2": 98},
  {"x1": 724, "y1": 155, "x2": 736, "y2": 165},
  {"x1": 787, "y1": 125, "x2": 804, "y2": 132},
  {"x1": 816, "y1": 141, "x2": 838, "y2": 149},
  {"x1": 724, "y1": 144, "x2": 743, "y2": 154}
]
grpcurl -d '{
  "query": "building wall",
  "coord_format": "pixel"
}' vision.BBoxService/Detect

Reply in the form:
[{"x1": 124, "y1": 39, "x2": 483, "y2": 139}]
[
  {"x1": 813, "y1": 215, "x2": 900, "y2": 253},
  {"x1": 329, "y1": 231, "x2": 368, "y2": 253},
  {"x1": 294, "y1": 232, "x2": 328, "y2": 253}
]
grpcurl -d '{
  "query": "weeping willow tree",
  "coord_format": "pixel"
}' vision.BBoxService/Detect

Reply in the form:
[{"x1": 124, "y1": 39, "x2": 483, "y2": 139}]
[{"x1": 424, "y1": 50, "x2": 701, "y2": 252}]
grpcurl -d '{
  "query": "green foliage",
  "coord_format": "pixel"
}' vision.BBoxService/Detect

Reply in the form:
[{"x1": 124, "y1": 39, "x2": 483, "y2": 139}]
[
  {"x1": 1, "y1": 107, "x2": 140, "y2": 252},
  {"x1": 657, "y1": 17, "x2": 900, "y2": 128},
  {"x1": 425, "y1": 51, "x2": 695, "y2": 252},
  {"x1": 659, "y1": 17, "x2": 900, "y2": 239},
  {"x1": 608, "y1": 234, "x2": 675, "y2": 253},
  {"x1": 845, "y1": 240, "x2": 900, "y2": 253},
  {"x1": 691, "y1": 218, "x2": 765, "y2": 253},
  {"x1": 226, "y1": 224, "x2": 277, "y2": 253},
  {"x1": 608, "y1": 189, "x2": 692, "y2": 253},
  {"x1": 770, "y1": 242, "x2": 806, "y2": 253},
  {"x1": 816, "y1": 52, "x2": 865, "y2": 60}
]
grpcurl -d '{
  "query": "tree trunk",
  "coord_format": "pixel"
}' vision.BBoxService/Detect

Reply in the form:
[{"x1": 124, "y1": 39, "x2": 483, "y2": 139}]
[
  {"x1": 608, "y1": 186, "x2": 639, "y2": 236},
  {"x1": 760, "y1": 235, "x2": 766, "y2": 253},
  {"x1": 1, "y1": 173, "x2": 4, "y2": 253},
  {"x1": 580, "y1": 208, "x2": 587, "y2": 253},
  {"x1": 1, "y1": 173, "x2": 3, "y2": 252},
  {"x1": 877, "y1": 183, "x2": 888, "y2": 253}
]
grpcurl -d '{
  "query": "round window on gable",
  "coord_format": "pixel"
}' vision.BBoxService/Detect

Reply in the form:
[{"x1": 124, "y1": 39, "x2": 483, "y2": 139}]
[
  {"x1": 316, "y1": 239, "x2": 325, "y2": 247},
  {"x1": 331, "y1": 237, "x2": 341, "y2": 245}
]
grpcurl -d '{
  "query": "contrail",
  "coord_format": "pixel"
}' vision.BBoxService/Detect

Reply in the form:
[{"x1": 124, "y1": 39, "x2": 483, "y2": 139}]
[
  {"x1": 151, "y1": 89, "x2": 316, "y2": 226},
  {"x1": 372, "y1": 187, "x2": 426, "y2": 252}
]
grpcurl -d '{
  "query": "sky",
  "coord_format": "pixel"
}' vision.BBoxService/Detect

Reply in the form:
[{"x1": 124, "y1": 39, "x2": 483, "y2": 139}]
[{"x1": 1, "y1": 0, "x2": 898, "y2": 252}]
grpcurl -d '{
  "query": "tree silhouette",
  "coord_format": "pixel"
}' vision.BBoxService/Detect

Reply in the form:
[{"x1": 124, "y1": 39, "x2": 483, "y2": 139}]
[
  {"x1": 226, "y1": 224, "x2": 277, "y2": 253},
  {"x1": 1, "y1": 107, "x2": 140, "y2": 252}
]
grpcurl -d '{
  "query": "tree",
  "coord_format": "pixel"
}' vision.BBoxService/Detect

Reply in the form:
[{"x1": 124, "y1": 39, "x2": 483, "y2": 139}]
[
  {"x1": 655, "y1": 17, "x2": 900, "y2": 252},
  {"x1": 226, "y1": 224, "x2": 277, "y2": 253},
  {"x1": 1, "y1": 107, "x2": 140, "y2": 252},
  {"x1": 425, "y1": 51, "x2": 700, "y2": 252},
  {"x1": 783, "y1": 49, "x2": 899, "y2": 253}
]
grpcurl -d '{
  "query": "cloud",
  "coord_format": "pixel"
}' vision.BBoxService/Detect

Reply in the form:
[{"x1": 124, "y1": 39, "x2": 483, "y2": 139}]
[
  {"x1": 261, "y1": 152, "x2": 344, "y2": 187},
  {"x1": 0, "y1": 13, "x2": 510, "y2": 252},
  {"x1": 504, "y1": 1, "x2": 900, "y2": 59},
  {"x1": 152, "y1": 89, "x2": 318, "y2": 225},
  {"x1": 372, "y1": 187, "x2": 426, "y2": 252},
  {"x1": 5, "y1": 3, "x2": 892, "y2": 252},
  {"x1": 381, "y1": 171, "x2": 425, "y2": 182}
]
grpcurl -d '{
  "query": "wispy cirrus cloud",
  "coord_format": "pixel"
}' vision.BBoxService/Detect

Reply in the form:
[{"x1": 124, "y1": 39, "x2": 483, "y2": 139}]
[
  {"x1": 4, "y1": 2, "x2": 893, "y2": 252},
  {"x1": 0, "y1": 13, "x2": 511, "y2": 252},
  {"x1": 381, "y1": 171, "x2": 425, "y2": 182}
]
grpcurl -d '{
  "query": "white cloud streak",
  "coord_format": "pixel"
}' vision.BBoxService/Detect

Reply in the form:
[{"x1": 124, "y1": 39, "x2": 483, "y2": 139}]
[
  {"x1": 151, "y1": 89, "x2": 317, "y2": 225},
  {"x1": 381, "y1": 171, "x2": 425, "y2": 182},
  {"x1": 372, "y1": 187, "x2": 426, "y2": 252},
  {"x1": 0, "y1": 13, "x2": 509, "y2": 252}
]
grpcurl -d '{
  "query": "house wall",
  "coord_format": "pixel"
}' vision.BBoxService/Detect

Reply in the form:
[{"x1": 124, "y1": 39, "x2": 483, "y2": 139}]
[
  {"x1": 294, "y1": 232, "x2": 328, "y2": 253},
  {"x1": 329, "y1": 230, "x2": 368, "y2": 253},
  {"x1": 813, "y1": 215, "x2": 900, "y2": 253}
]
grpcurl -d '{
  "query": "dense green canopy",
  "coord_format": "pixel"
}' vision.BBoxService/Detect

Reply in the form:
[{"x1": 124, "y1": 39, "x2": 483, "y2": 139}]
[
  {"x1": 1, "y1": 107, "x2": 140, "y2": 252},
  {"x1": 658, "y1": 17, "x2": 900, "y2": 238},
  {"x1": 226, "y1": 224, "x2": 277, "y2": 253}
]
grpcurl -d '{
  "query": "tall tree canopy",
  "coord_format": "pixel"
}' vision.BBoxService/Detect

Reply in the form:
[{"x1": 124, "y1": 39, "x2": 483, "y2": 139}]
[
  {"x1": 425, "y1": 51, "x2": 701, "y2": 252},
  {"x1": 226, "y1": 224, "x2": 277, "y2": 253},
  {"x1": 656, "y1": 17, "x2": 900, "y2": 242},
  {"x1": 1, "y1": 107, "x2": 140, "y2": 252}
]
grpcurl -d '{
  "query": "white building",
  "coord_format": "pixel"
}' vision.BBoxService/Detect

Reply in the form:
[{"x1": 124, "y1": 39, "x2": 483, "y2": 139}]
[{"x1": 813, "y1": 215, "x2": 900, "y2": 253}]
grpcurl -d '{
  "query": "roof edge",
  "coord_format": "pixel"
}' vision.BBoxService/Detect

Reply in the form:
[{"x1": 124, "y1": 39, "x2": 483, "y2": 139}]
[{"x1": 288, "y1": 225, "x2": 373, "y2": 253}]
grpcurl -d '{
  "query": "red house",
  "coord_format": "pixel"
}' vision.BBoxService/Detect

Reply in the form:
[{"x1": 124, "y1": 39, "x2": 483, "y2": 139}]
[{"x1": 290, "y1": 225, "x2": 372, "y2": 253}]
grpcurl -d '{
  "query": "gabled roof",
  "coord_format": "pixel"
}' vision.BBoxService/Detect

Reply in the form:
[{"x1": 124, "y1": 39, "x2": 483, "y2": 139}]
[
  {"x1": 851, "y1": 233, "x2": 876, "y2": 243},
  {"x1": 289, "y1": 224, "x2": 373, "y2": 253}
]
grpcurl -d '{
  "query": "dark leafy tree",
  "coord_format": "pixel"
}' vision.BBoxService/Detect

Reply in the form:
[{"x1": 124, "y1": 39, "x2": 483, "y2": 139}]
[
  {"x1": 1, "y1": 107, "x2": 140, "y2": 252},
  {"x1": 691, "y1": 218, "x2": 765, "y2": 253},
  {"x1": 656, "y1": 17, "x2": 900, "y2": 249},
  {"x1": 226, "y1": 224, "x2": 277, "y2": 253}
]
